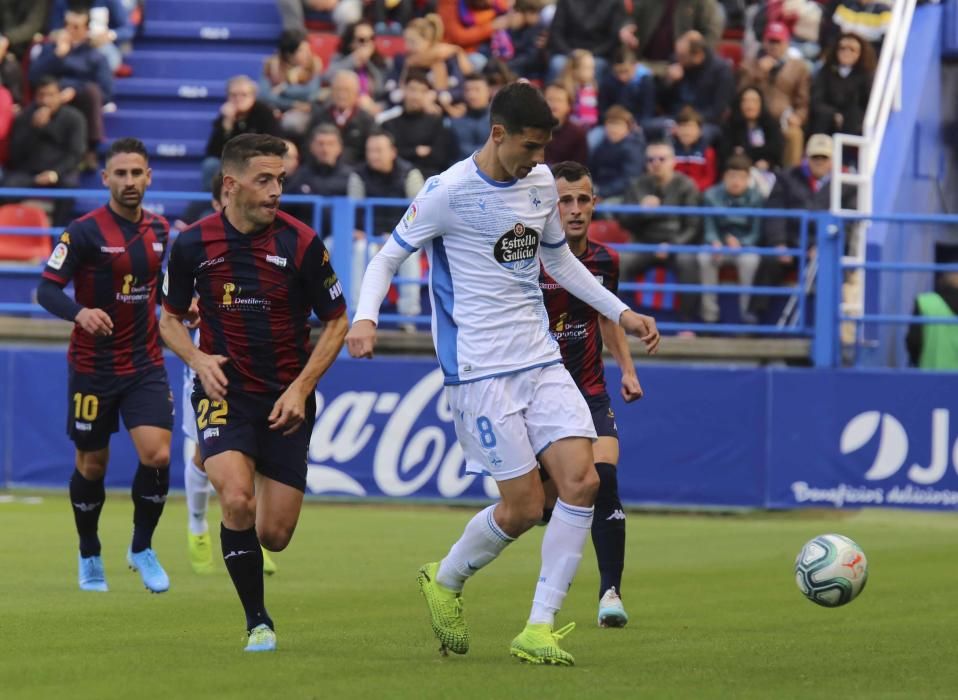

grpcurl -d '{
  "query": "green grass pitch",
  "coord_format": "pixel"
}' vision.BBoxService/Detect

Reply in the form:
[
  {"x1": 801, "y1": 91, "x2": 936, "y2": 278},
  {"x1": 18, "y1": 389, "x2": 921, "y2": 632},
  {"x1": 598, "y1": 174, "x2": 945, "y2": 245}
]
[{"x1": 2, "y1": 494, "x2": 956, "y2": 699}]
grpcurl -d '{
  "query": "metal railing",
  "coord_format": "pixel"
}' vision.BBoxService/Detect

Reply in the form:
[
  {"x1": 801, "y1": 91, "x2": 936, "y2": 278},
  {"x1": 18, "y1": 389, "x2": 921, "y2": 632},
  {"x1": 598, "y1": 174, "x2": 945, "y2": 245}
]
[{"x1": 4, "y1": 189, "x2": 958, "y2": 368}]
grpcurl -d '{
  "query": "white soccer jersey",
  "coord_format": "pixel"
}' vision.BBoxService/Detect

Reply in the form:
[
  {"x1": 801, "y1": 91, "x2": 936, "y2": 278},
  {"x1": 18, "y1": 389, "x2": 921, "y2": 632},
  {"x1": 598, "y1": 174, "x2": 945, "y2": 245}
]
[{"x1": 389, "y1": 157, "x2": 567, "y2": 385}]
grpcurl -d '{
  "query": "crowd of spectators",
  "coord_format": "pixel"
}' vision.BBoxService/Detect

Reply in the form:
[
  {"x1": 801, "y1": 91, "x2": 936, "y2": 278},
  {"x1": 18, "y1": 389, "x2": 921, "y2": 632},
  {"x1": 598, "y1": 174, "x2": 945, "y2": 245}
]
[{"x1": 0, "y1": 0, "x2": 899, "y2": 326}]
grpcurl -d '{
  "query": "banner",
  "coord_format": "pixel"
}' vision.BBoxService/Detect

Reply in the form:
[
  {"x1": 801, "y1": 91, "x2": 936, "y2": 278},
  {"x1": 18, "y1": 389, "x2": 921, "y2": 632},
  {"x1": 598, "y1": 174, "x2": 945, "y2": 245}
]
[{"x1": 2, "y1": 348, "x2": 956, "y2": 511}]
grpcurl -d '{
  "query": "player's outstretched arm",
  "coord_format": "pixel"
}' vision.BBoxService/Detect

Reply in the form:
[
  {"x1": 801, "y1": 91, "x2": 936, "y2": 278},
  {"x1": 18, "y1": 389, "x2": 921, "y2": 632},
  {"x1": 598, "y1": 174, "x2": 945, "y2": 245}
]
[
  {"x1": 346, "y1": 236, "x2": 411, "y2": 359},
  {"x1": 598, "y1": 315, "x2": 644, "y2": 402},
  {"x1": 269, "y1": 313, "x2": 348, "y2": 435},
  {"x1": 159, "y1": 307, "x2": 229, "y2": 401}
]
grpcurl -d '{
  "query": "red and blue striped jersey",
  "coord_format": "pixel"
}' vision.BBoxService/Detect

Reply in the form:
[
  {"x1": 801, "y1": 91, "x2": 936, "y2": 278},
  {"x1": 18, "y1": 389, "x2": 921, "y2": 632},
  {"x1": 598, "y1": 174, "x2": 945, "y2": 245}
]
[
  {"x1": 539, "y1": 240, "x2": 619, "y2": 397},
  {"x1": 42, "y1": 205, "x2": 169, "y2": 376},
  {"x1": 163, "y1": 210, "x2": 346, "y2": 393}
]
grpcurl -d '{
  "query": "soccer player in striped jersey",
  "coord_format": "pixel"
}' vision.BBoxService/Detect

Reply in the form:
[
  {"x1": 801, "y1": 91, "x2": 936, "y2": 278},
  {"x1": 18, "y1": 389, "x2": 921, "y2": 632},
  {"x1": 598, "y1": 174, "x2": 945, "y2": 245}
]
[
  {"x1": 347, "y1": 82, "x2": 660, "y2": 665},
  {"x1": 160, "y1": 134, "x2": 347, "y2": 652},
  {"x1": 540, "y1": 161, "x2": 643, "y2": 628},
  {"x1": 37, "y1": 137, "x2": 176, "y2": 595}
]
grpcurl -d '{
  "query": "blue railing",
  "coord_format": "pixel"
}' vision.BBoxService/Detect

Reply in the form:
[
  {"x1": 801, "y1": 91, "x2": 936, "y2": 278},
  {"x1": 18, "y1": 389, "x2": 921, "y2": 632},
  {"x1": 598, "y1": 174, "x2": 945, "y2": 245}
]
[{"x1": 2, "y1": 188, "x2": 957, "y2": 368}]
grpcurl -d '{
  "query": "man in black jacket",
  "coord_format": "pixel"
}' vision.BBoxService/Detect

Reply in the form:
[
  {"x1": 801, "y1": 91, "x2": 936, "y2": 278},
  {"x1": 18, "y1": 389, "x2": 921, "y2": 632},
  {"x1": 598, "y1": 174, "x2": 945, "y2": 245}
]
[
  {"x1": 380, "y1": 72, "x2": 454, "y2": 179},
  {"x1": 660, "y1": 31, "x2": 734, "y2": 142},
  {"x1": 308, "y1": 70, "x2": 375, "y2": 165},
  {"x1": 546, "y1": 0, "x2": 625, "y2": 80},
  {"x1": 285, "y1": 124, "x2": 356, "y2": 228}
]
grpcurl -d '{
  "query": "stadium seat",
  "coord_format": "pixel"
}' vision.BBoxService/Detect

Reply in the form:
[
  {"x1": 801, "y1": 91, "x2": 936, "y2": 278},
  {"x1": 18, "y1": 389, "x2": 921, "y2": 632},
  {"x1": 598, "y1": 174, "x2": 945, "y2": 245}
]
[
  {"x1": 0, "y1": 204, "x2": 53, "y2": 262},
  {"x1": 374, "y1": 35, "x2": 406, "y2": 59},
  {"x1": 308, "y1": 33, "x2": 341, "y2": 66},
  {"x1": 588, "y1": 219, "x2": 629, "y2": 245},
  {"x1": 717, "y1": 41, "x2": 743, "y2": 70}
]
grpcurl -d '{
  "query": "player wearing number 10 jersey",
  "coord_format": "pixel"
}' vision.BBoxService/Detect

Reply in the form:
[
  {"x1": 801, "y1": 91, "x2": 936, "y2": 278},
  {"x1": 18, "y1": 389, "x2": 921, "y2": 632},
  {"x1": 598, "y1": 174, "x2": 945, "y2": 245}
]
[
  {"x1": 36, "y1": 138, "x2": 176, "y2": 595},
  {"x1": 347, "y1": 82, "x2": 660, "y2": 665}
]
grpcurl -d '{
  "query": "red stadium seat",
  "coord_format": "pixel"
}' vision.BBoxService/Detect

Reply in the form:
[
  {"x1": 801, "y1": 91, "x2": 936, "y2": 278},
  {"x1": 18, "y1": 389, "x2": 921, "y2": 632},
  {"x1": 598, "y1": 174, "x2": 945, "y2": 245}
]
[
  {"x1": 588, "y1": 219, "x2": 629, "y2": 245},
  {"x1": 374, "y1": 35, "x2": 406, "y2": 59},
  {"x1": 717, "y1": 41, "x2": 743, "y2": 70},
  {"x1": 0, "y1": 204, "x2": 53, "y2": 262},
  {"x1": 308, "y1": 33, "x2": 341, "y2": 67}
]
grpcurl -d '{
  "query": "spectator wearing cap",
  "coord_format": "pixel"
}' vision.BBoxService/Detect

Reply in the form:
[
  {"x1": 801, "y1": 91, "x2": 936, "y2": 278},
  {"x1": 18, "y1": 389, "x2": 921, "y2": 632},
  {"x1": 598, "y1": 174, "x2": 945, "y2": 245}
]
[
  {"x1": 543, "y1": 83, "x2": 588, "y2": 166},
  {"x1": 809, "y1": 33, "x2": 876, "y2": 138},
  {"x1": 661, "y1": 30, "x2": 735, "y2": 143},
  {"x1": 697, "y1": 154, "x2": 765, "y2": 324},
  {"x1": 749, "y1": 133, "x2": 855, "y2": 316},
  {"x1": 589, "y1": 105, "x2": 645, "y2": 203},
  {"x1": 380, "y1": 71, "x2": 455, "y2": 178},
  {"x1": 672, "y1": 106, "x2": 717, "y2": 193},
  {"x1": 738, "y1": 21, "x2": 810, "y2": 168}
]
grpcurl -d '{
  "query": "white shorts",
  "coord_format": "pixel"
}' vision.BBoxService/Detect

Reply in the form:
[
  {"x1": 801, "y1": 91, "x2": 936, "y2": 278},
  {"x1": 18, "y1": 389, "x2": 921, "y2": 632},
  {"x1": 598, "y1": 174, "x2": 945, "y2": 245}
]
[
  {"x1": 180, "y1": 329, "x2": 200, "y2": 441},
  {"x1": 447, "y1": 362, "x2": 597, "y2": 482}
]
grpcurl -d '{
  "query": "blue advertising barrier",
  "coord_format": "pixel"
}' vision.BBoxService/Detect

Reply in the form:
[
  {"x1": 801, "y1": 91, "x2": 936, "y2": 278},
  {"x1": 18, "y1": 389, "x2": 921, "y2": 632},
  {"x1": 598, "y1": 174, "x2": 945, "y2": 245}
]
[{"x1": 2, "y1": 349, "x2": 956, "y2": 511}]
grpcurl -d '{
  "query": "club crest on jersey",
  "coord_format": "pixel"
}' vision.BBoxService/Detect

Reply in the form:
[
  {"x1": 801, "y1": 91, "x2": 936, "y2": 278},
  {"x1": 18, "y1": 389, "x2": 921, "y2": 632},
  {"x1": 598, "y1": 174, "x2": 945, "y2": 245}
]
[
  {"x1": 528, "y1": 187, "x2": 541, "y2": 209},
  {"x1": 494, "y1": 222, "x2": 539, "y2": 270},
  {"x1": 117, "y1": 274, "x2": 150, "y2": 303}
]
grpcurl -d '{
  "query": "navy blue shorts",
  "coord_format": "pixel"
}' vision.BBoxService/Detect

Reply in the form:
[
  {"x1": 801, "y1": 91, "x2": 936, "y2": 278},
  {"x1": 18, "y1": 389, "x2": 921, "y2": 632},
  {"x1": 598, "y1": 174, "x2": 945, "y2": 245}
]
[
  {"x1": 584, "y1": 392, "x2": 618, "y2": 440},
  {"x1": 67, "y1": 366, "x2": 174, "y2": 452},
  {"x1": 191, "y1": 387, "x2": 317, "y2": 493}
]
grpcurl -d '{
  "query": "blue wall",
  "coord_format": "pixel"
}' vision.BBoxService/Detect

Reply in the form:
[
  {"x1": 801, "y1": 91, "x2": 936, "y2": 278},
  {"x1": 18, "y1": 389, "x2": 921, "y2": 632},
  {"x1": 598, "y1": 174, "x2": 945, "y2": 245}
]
[{"x1": 3, "y1": 349, "x2": 957, "y2": 511}]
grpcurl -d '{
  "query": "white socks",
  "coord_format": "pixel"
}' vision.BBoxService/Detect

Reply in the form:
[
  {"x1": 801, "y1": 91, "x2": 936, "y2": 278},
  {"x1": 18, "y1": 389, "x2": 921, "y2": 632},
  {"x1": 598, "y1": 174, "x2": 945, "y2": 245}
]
[
  {"x1": 529, "y1": 499, "x2": 594, "y2": 626},
  {"x1": 436, "y1": 505, "x2": 515, "y2": 592},
  {"x1": 184, "y1": 454, "x2": 211, "y2": 536}
]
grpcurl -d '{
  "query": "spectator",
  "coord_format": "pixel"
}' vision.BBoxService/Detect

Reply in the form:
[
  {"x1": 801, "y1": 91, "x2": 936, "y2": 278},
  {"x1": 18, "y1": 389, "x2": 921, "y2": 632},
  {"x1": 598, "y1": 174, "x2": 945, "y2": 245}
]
[
  {"x1": 547, "y1": 0, "x2": 626, "y2": 80},
  {"x1": 450, "y1": 74, "x2": 491, "y2": 159},
  {"x1": 0, "y1": 35, "x2": 25, "y2": 108},
  {"x1": 436, "y1": 0, "x2": 510, "y2": 62},
  {"x1": 720, "y1": 87, "x2": 784, "y2": 176},
  {"x1": 598, "y1": 46, "x2": 656, "y2": 132},
  {"x1": 276, "y1": 0, "x2": 362, "y2": 36},
  {"x1": 821, "y1": 0, "x2": 893, "y2": 53},
  {"x1": 620, "y1": 140, "x2": 702, "y2": 323},
  {"x1": 348, "y1": 129, "x2": 425, "y2": 327},
  {"x1": 543, "y1": 83, "x2": 588, "y2": 166},
  {"x1": 672, "y1": 106, "x2": 717, "y2": 193},
  {"x1": 809, "y1": 33, "x2": 876, "y2": 138},
  {"x1": 697, "y1": 154, "x2": 765, "y2": 324},
  {"x1": 589, "y1": 105, "x2": 645, "y2": 203},
  {"x1": 737, "y1": 21, "x2": 810, "y2": 168},
  {"x1": 327, "y1": 21, "x2": 390, "y2": 113},
  {"x1": 502, "y1": 0, "x2": 548, "y2": 82},
  {"x1": 618, "y1": 0, "x2": 724, "y2": 72},
  {"x1": 558, "y1": 49, "x2": 600, "y2": 130},
  {"x1": 1, "y1": 1, "x2": 50, "y2": 61},
  {"x1": 29, "y1": 6, "x2": 112, "y2": 163},
  {"x1": 372, "y1": 0, "x2": 416, "y2": 34},
  {"x1": 49, "y1": 0, "x2": 134, "y2": 74},
  {"x1": 481, "y1": 56, "x2": 516, "y2": 97},
  {"x1": 389, "y1": 14, "x2": 472, "y2": 113},
  {"x1": 288, "y1": 124, "x2": 356, "y2": 196},
  {"x1": 309, "y1": 70, "x2": 376, "y2": 164},
  {"x1": 749, "y1": 134, "x2": 855, "y2": 316},
  {"x1": 201, "y1": 75, "x2": 280, "y2": 189},
  {"x1": 380, "y1": 72, "x2": 455, "y2": 178},
  {"x1": 259, "y1": 30, "x2": 323, "y2": 134},
  {"x1": 906, "y1": 271, "x2": 958, "y2": 370},
  {"x1": 660, "y1": 30, "x2": 735, "y2": 142},
  {"x1": 2, "y1": 76, "x2": 86, "y2": 223}
]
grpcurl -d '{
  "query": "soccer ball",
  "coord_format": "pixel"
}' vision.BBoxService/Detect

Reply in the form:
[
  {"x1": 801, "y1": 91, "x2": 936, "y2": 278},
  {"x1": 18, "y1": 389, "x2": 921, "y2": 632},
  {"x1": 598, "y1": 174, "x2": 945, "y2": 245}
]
[{"x1": 794, "y1": 534, "x2": 868, "y2": 607}]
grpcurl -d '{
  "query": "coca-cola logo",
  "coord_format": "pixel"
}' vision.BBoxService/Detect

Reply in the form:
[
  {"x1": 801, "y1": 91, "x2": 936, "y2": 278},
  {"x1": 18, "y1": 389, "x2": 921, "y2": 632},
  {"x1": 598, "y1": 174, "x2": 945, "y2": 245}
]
[{"x1": 307, "y1": 368, "x2": 500, "y2": 499}]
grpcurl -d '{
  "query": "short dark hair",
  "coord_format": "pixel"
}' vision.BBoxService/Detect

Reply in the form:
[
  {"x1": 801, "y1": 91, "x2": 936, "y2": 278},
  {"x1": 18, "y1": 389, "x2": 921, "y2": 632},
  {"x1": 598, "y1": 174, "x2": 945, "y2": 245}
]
[
  {"x1": 278, "y1": 29, "x2": 306, "y2": 58},
  {"x1": 492, "y1": 81, "x2": 557, "y2": 134},
  {"x1": 211, "y1": 172, "x2": 224, "y2": 204},
  {"x1": 105, "y1": 137, "x2": 149, "y2": 165},
  {"x1": 404, "y1": 68, "x2": 432, "y2": 89},
  {"x1": 311, "y1": 123, "x2": 342, "y2": 143},
  {"x1": 365, "y1": 127, "x2": 395, "y2": 147},
  {"x1": 221, "y1": 133, "x2": 288, "y2": 173},
  {"x1": 464, "y1": 73, "x2": 489, "y2": 86},
  {"x1": 676, "y1": 106, "x2": 703, "y2": 125},
  {"x1": 611, "y1": 45, "x2": 638, "y2": 66},
  {"x1": 551, "y1": 161, "x2": 592, "y2": 185},
  {"x1": 725, "y1": 154, "x2": 753, "y2": 173},
  {"x1": 34, "y1": 75, "x2": 60, "y2": 91}
]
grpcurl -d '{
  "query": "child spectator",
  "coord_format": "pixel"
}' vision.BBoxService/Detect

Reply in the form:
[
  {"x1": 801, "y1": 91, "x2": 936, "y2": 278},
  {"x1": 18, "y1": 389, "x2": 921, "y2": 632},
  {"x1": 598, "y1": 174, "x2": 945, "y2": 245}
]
[
  {"x1": 558, "y1": 49, "x2": 600, "y2": 130},
  {"x1": 599, "y1": 46, "x2": 656, "y2": 130},
  {"x1": 589, "y1": 105, "x2": 645, "y2": 202},
  {"x1": 502, "y1": 0, "x2": 547, "y2": 81},
  {"x1": 672, "y1": 107, "x2": 717, "y2": 193}
]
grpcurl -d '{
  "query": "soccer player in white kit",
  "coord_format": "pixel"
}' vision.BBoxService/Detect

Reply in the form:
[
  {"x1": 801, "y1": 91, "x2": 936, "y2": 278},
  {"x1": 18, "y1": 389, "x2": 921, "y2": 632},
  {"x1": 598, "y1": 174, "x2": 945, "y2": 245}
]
[{"x1": 346, "y1": 82, "x2": 660, "y2": 666}]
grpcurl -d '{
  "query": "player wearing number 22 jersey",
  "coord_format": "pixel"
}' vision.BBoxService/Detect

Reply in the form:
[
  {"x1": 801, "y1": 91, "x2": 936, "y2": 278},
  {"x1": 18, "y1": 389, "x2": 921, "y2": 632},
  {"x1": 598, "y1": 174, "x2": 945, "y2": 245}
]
[{"x1": 348, "y1": 83, "x2": 659, "y2": 665}]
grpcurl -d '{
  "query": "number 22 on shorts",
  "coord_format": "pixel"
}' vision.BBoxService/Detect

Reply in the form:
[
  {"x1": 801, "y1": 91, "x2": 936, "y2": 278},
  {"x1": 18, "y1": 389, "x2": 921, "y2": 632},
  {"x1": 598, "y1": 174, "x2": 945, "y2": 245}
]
[{"x1": 196, "y1": 398, "x2": 228, "y2": 429}]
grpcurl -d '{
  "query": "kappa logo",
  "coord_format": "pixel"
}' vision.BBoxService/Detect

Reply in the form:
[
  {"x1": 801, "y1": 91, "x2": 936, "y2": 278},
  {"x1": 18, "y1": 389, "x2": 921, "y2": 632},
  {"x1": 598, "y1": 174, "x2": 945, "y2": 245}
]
[
  {"x1": 841, "y1": 409, "x2": 958, "y2": 485},
  {"x1": 72, "y1": 501, "x2": 102, "y2": 512},
  {"x1": 223, "y1": 550, "x2": 254, "y2": 560},
  {"x1": 140, "y1": 494, "x2": 167, "y2": 504},
  {"x1": 606, "y1": 509, "x2": 626, "y2": 521}
]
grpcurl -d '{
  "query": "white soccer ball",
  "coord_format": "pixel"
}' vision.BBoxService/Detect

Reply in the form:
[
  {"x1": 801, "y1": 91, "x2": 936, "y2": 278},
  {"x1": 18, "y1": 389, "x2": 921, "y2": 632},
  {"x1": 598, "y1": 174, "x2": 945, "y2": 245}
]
[{"x1": 794, "y1": 533, "x2": 868, "y2": 607}]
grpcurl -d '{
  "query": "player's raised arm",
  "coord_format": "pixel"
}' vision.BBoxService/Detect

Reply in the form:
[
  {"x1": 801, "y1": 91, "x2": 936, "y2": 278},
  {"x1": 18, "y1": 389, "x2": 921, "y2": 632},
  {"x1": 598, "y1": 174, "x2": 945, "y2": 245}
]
[{"x1": 347, "y1": 176, "x2": 446, "y2": 358}]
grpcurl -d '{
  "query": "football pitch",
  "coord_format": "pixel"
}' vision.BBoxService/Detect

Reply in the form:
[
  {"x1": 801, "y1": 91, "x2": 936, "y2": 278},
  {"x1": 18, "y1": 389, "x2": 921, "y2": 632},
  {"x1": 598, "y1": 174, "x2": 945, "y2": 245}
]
[{"x1": 2, "y1": 495, "x2": 956, "y2": 699}]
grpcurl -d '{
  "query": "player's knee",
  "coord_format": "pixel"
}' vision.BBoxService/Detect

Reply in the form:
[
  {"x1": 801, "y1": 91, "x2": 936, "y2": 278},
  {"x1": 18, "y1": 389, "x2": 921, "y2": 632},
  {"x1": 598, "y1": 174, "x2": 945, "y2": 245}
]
[
  {"x1": 140, "y1": 447, "x2": 170, "y2": 468},
  {"x1": 500, "y1": 498, "x2": 545, "y2": 535},
  {"x1": 562, "y1": 466, "x2": 599, "y2": 506},
  {"x1": 218, "y1": 489, "x2": 256, "y2": 526},
  {"x1": 76, "y1": 451, "x2": 108, "y2": 480},
  {"x1": 259, "y1": 524, "x2": 294, "y2": 552}
]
